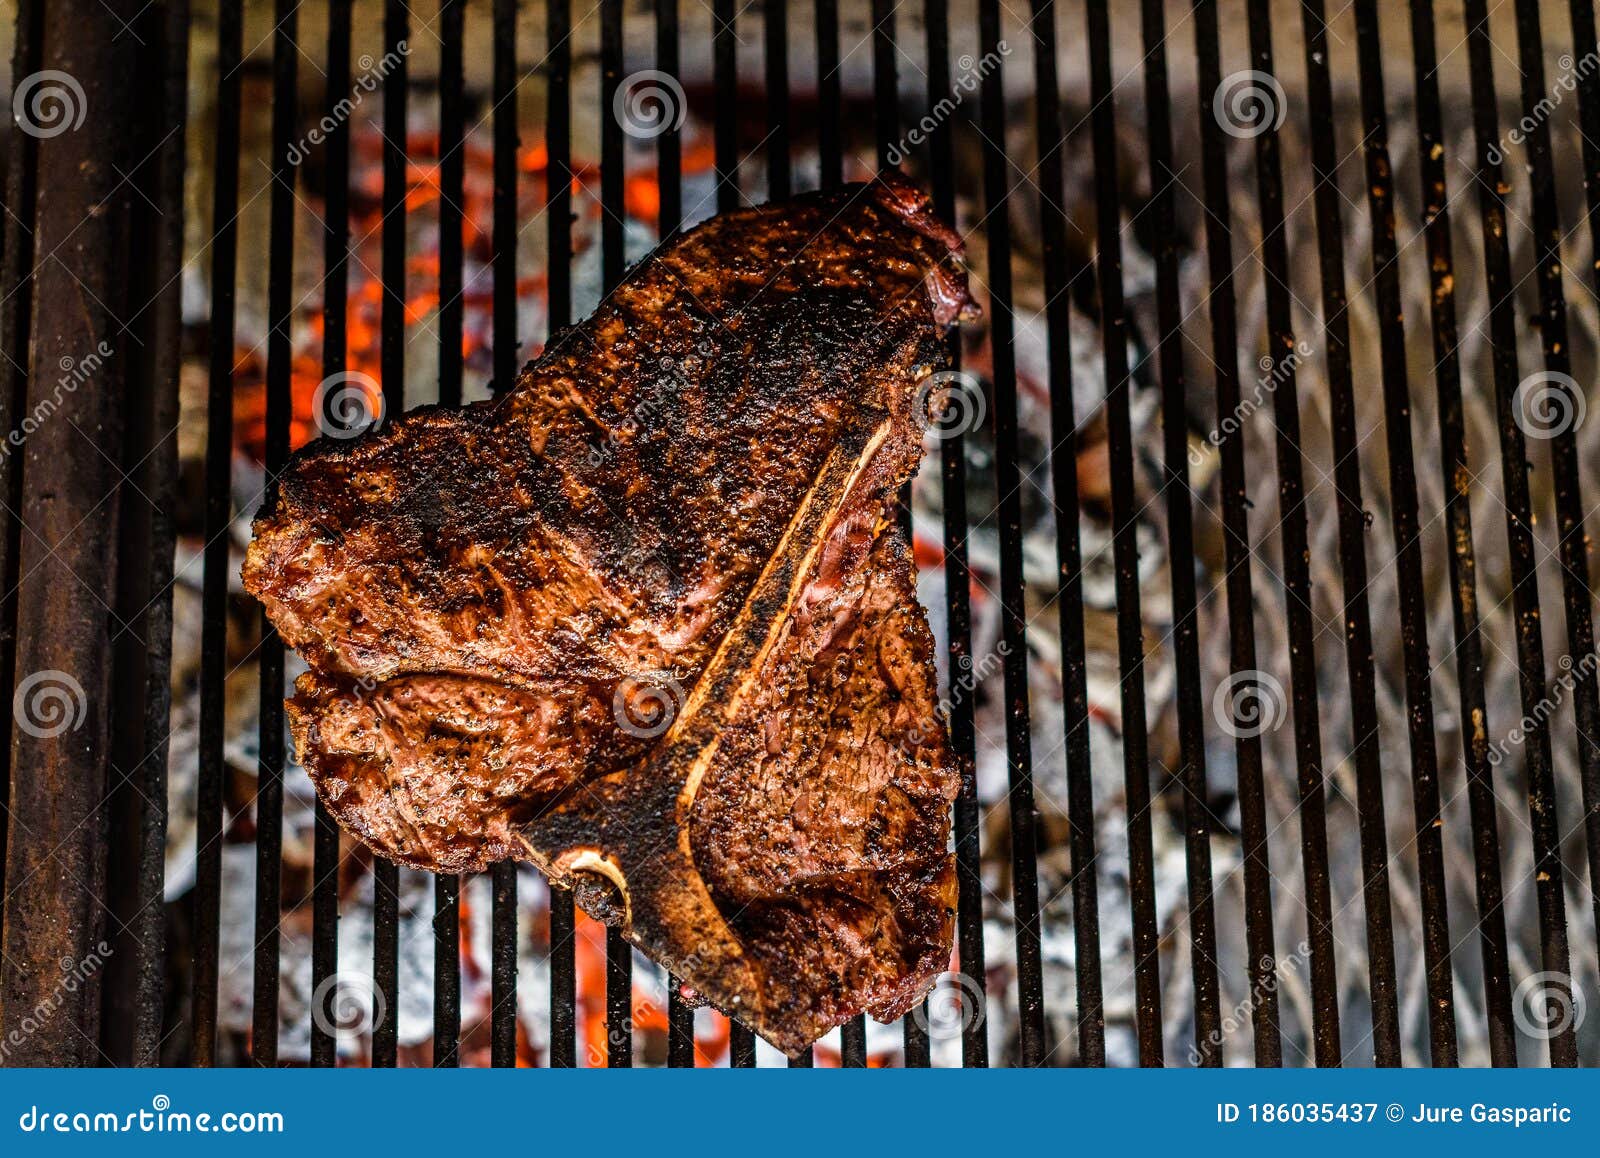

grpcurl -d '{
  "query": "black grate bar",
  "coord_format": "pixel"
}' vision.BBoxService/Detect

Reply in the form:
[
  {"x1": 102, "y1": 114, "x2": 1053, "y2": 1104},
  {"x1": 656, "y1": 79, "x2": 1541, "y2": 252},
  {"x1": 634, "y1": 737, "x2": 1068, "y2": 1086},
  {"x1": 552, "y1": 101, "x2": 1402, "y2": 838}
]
[
  {"x1": 311, "y1": 797, "x2": 341, "y2": 1067},
  {"x1": 549, "y1": 892, "x2": 576, "y2": 1067},
  {"x1": 929, "y1": 0, "x2": 990, "y2": 1070},
  {"x1": 434, "y1": 875, "x2": 461, "y2": 1065},
  {"x1": 380, "y1": 0, "x2": 410, "y2": 424},
  {"x1": 546, "y1": 0, "x2": 573, "y2": 341},
  {"x1": 311, "y1": 0, "x2": 354, "y2": 1071},
  {"x1": 439, "y1": 0, "x2": 466, "y2": 410},
  {"x1": 194, "y1": 0, "x2": 243, "y2": 1069},
  {"x1": 1349, "y1": 0, "x2": 1458, "y2": 1066},
  {"x1": 1515, "y1": 0, "x2": 1600, "y2": 991},
  {"x1": 436, "y1": 0, "x2": 466, "y2": 1009},
  {"x1": 657, "y1": 0, "x2": 693, "y2": 1067},
  {"x1": 253, "y1": 0, "x2": 299, "y2": 1069},
  {"x1": 766, "y1": 0, "x2": 791, "y2": 199},
  {"x1": 730, "y1": 1024, "x2": 758, "y2": 1067},
  {"x1": 719, "y1": 0, "x2": 751, "y2": 1073},
  {"x1": 435, "y1": 0, "x2": 465, "y2": 1067},
  {"x1": 1240, "y1": 0, "x2": 1340, "y2": 1066},
  {"x1": 601, "y1": 0, "x2": 626, "y2": 293},
  {"x1": 1087, "y1": 0, "x2": 1172, "y2": 1067},
  {"x1": 372, "y1": 0, "x2": 410, "y2": 1069},
  {"x1": 657, "y1": 0, "x2": 682, "y2": 235},
  {"x1": 372, "y1": 857, "x2": 401, "y2": 1066},
  {"x1": 978, "y1": 0, "x2": 1046, "y2": 1066},
  {"x1": 606, "y1": 927, "x2": 633, "y2": 1066},
  {"x1": 489, "y1": 862, "x2": 518, "y2": 1065},
  {"x1": 1561, "y1": 0, "x2": 1600, "y2": 978},
  {"x1": 114, "y1": 0, "x2": 188, "y2": 1068},
  {"x1": 1032, "y1": 0, "x2": 1104, "y2": 1068},
  {"x1": 788, "y1": 1049, "x2": 814, "y2": 1068},
  {"x1": 1138, "y1": 0, "x2": 1214, "y2": 1069},
  {"x1": 840, "y1": 1017, "x2": 867, "y2": 1067},
  {"x1": 545, "y1": 0, "x2": 577, "y2": 1072},
  {"x1": 714, "y1": 0, "x2": 738, "y2": 212},
  {"x1": 872, "y1": 0, "x2": 896, "y2": 168},
  {"x1": 816, "y1": 0, "x2": 841, "y2": 189},
  {"x1": 1297, "y1": 0, "x2": 1402, "y2": 1065},
  {"x1": 600, "y1": 0, "x2": 633, "y2": 1069},
  {"x1": 1461, "y1": 0, "x2": 1577, "y2": 1069},
  {"x1": 493, "y1": 0, "x2": 521, "y2": 395},
  {"x1": 1509, "y1": 0, "x2": 1591, "y2": 1065},
  {"x1": 667, "y1": 980, "x2": 695, "y2": 1067},
  {"x1": 1162, "y1": 0, "x2": 1237, "y2": 1065},
  {"x1": 1405, "y1": 0, "x2": 1515, "y2": 1066},
  {"x1": 490, "y1": 0, "x2": 522, "y2": 1073},
  {"x1": 903, "y1": 1013, "x2": 930, "y2": 1068},
  {"x1": 869, "y1": 0, "x2": 921, "y2": 1070}
]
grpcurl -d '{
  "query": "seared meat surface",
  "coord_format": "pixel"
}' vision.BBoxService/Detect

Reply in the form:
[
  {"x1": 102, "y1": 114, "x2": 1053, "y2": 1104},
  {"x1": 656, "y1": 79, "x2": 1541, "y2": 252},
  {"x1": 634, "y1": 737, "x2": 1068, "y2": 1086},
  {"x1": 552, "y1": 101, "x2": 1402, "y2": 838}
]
[{"x1": 244, "y1": 173, "x2": 971, "y2": 1054}]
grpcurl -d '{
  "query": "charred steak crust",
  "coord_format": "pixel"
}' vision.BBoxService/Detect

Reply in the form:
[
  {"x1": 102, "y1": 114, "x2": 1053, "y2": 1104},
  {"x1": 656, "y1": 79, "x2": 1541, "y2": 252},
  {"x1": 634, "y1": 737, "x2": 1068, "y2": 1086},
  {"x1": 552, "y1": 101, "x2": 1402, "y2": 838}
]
[{"x1": 244, "y1": 173, "x2": 973, "y2": 1054}]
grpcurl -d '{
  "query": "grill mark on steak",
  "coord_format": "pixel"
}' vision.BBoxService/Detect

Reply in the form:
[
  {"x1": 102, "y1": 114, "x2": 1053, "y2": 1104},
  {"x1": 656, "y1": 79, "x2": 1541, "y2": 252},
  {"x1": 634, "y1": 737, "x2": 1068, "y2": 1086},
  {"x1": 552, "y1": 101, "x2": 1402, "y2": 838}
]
[{"x1": 244, "y1": 173, "x2": 973, "y2": 1054}]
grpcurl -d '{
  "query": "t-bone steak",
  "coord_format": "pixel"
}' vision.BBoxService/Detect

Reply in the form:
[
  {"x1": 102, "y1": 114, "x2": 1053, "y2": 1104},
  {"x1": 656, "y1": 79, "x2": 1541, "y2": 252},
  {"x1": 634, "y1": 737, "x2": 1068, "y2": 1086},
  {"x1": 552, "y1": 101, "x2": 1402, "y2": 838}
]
[{"x1": 243, "y1": 172, "x2": 975, "y2": 1056}]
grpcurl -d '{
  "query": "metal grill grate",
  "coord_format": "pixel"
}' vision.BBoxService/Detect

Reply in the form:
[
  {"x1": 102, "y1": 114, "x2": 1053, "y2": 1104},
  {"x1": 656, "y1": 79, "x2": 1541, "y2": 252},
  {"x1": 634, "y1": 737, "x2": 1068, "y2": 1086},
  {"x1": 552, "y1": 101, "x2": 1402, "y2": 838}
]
[{"x1": 1, "y1": 0, "x2": 1598, "y2": 1068}]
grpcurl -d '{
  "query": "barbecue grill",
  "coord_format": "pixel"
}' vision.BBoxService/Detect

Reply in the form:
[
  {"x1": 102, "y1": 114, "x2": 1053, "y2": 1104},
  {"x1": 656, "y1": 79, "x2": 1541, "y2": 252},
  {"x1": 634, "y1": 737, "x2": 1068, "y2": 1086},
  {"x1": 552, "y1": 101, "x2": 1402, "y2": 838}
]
[{"x1": 1, "y1": 0, "x2": 1597, "y2": 1068}]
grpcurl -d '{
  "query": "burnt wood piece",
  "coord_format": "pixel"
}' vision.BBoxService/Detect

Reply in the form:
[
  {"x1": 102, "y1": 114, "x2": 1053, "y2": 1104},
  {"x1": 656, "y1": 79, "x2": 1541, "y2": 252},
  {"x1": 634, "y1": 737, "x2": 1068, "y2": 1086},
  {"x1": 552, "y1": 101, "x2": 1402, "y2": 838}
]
[{"x1": 245, "y1": 175, "x2": 971, "y2": 1054}]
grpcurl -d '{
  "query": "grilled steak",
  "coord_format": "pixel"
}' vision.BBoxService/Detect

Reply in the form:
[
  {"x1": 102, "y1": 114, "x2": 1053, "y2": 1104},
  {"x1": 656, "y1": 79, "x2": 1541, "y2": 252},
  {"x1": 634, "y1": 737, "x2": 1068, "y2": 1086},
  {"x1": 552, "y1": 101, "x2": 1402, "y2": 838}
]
[{"x1": 243, "y1": 173, "x2": 973, "y2": 1054}]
